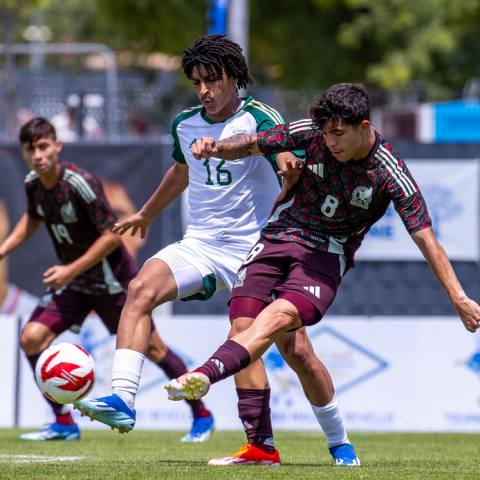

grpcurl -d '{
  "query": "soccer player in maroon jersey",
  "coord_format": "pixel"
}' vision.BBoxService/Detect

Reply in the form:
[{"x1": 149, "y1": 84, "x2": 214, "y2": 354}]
[
  {"x1": 75, "y1": 35, "x2": 358, "y2": 467},
  {"x1": 0, "y1": 117, "x2": 213, "y2": 441},
  {"x1": 167, "y1": 83, "x2": 480, "y2": 462}
]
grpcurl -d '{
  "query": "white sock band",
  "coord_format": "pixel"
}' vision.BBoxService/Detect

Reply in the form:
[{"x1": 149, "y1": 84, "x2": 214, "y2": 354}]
[
  {"x1": 311, "y1": 395, "x2": 350, "y2": 448},
  {"x1": 112, "y1": 349, "x2": 145, "y2": 410}
]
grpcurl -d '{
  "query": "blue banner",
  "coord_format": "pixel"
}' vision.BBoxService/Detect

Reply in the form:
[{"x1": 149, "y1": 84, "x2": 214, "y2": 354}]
[{"x1": 206, "y1": 0, "x2": 230, "y2": 35}]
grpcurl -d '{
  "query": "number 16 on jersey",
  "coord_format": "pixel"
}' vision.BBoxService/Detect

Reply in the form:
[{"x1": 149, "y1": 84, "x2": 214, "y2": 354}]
[{"x1": 203, "y1": 159, "x2": 232, "y2": 186}]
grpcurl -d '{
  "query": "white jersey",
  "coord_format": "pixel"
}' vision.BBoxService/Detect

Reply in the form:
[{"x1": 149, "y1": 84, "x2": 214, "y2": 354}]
[{"x1": 172, "y1": 96, "x2": 284, "y2": 245}]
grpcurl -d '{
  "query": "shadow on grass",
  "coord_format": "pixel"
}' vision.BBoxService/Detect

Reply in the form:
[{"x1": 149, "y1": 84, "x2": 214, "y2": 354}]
[
  {"x1": 154, "y1": 460, "x2": 338, "y2": 468},
  {"x1": 153, "y1": 460, "x2": 208, "y2": 467}
]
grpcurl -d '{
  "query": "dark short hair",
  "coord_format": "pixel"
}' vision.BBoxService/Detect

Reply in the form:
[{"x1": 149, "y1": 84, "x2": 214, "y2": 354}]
[
  {"x1": 181, "y1": 34, "x2": 255, "y2": 90},
  {"x1": 19, "y1": 117, "x2": 57, "y2": 146},
  {"x1": 309, "y1": 83, "x2": 370, "y2": 130}
]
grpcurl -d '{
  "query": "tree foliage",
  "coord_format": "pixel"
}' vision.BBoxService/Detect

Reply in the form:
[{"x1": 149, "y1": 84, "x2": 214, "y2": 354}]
[
  {"x1": 337, "y1": 0, "x2": 480, "y2": 90},
  {"x1": 249, "y1": 0, "x2": 480, "y2": 92},
  {"x1": 11, "y1": 0, "x2": 480, "y2": 94}
]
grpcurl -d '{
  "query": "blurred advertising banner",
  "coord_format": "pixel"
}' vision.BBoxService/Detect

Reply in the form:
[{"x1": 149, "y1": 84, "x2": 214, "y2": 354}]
[
  {"x1": 0, "y1": 315, "x2": 19, "y2": 428},
  {"x1": 418, "y1": 101, "x2": 480, "y2": 143},
  {"x1": 357, "y1": 159, "x2": 480, "y2": 261},
  {"x1": 6, "y1": 313, "x2": 480, "y2": 433}
]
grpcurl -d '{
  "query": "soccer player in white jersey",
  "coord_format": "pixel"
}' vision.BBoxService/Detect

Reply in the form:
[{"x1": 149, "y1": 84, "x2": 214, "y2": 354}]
[{"x1": 76, "y1": 34, "x2": 358, "y2": 466}]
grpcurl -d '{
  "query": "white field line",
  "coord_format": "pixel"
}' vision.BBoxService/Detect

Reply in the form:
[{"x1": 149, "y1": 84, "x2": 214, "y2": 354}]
[{"x1": 0, "y1": 455, "x2": 85, "y2": 463}]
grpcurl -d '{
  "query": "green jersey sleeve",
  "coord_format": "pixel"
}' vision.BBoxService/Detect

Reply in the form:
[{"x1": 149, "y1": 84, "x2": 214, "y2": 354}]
[
  {"x1": 244, "y1": 100, "x2": 304, "y2": 169},
  {"x1": 170, "y1": 106, "x2": 203, "y2": 164}
]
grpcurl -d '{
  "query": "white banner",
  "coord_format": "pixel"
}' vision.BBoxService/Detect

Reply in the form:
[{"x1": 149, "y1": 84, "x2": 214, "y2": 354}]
[
  {"x1": 7, "y1": 314, "x2": 480, "y2": 433},
  {"x1": 356, "y1": 159, "x2": 480, "y2": 261},
  {"x1": 0, "y1": 315, "x2": 18, "y2": 428}
]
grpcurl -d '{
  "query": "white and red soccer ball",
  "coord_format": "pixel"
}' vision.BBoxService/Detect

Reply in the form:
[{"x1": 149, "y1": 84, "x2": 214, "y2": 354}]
[{"x1": 35, "y1": 343, "x2": 95, "y2": 404}]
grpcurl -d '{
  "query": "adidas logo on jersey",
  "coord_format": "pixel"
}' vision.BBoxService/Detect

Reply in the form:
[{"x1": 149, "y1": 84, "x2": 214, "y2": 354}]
[
  {"x1": 211, "y1": 359, "x2": 225, "y2": 374},
  {"x1": 189, "y1": 138, "x2": 197, "y2": 149},
  {"x1": 60, "y1": 201, "x2": 78, "y2": 224},
  {"x1": 304, "y1": 286, "x2": 321, "y2": 298},
  {"x1": 36, "y1": 204, "x2": 45, "y2": 217},
  {"x1": 307, "y1": 162, "x2": 324, "y2": 179}
]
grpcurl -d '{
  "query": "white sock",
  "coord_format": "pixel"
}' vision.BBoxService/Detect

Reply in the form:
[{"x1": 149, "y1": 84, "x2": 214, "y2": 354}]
[
  {"x1": 311, "y1": 394, "x2": 350, "y2": 448},
  {"x1": 111, "y1": 349, "x2": 145, "y2": 410}
]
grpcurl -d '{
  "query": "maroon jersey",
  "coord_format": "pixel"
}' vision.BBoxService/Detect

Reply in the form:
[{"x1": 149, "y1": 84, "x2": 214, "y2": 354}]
[
  {"x1": 257, "y1": 120, "x2": 432, "y2": 267},
  {"x1": 25, "y1": 161, "x2": 137, "y2": 295}
]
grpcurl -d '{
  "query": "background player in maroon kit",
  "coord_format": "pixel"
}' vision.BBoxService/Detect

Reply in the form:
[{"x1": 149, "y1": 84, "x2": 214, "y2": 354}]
[
  {"x1": 167, "y1": 83, "x2": 480, "y2": 462},
  {"x1": 0, "y1": 117, "x2": 212, "y2": 441}
]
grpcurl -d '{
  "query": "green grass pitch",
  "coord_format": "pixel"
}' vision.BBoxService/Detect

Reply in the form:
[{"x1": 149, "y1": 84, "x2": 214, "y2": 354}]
[{"x1": 0, "y1": 429, "x2": 479, "y2": 479}]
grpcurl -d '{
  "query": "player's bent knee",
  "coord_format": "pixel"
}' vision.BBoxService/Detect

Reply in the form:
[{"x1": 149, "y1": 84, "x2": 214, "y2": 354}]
[
  {"x1": 228, "y1": 316, "x2": 255, "y2": 339},
  {"x1": 276, "y1": 330, "x2": 316, "y2": 371},
  {"x1": 266, "y1": 301, "x2": 300, "y2": 331},
  {"x1": 19, "y1": 329, "x2": 46, "y2": 354},
  {"x1": 127, "y1": 277, "x2": 162, "y2": 309},
  {"x1": 282, "y1": 342, "x2": 314, "y2": 372}
]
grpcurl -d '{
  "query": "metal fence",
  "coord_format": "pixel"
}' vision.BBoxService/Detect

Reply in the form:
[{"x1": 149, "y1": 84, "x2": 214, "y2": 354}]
[{"x1": 0, "y1": 65, "x2": 477, "y2": 142}]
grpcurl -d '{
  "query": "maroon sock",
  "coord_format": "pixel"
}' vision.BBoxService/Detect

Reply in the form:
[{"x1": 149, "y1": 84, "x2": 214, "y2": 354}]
[
  {"x1": 55, "y1": 411, "x2": 76, "y2": 426},
  {"x1": 196, "y1": 340, "x2": 251, "y2": 385},
  {"x1": 158, "y1": 348, "x2": 208, "y2": 416},
  {"x1": 26, "y1": 353, "x2": 76, "y2": 426},
  {"x1": 237, "y1": 388, "x2": 275, "y2": 454}
]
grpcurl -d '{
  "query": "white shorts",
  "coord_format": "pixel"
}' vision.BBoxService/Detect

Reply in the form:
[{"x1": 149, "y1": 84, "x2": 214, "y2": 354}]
[{"x1": 146, "y1": 236, "x2": 254, "y2": 302}]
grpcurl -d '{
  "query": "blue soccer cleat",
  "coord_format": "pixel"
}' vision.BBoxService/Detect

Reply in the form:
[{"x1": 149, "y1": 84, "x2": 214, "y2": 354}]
[
  {"x1": 329, "y1": 443, "x2": 361, "y2": 466},
  {"x1": 73, "y1": 394, "x2": 135, "y2": 434},
  {"x1": 181, "y1": 412, "x2": 215, "y2": 442},
  {"x1": 20, "y1": 423, "x2": 80, "y2": 441}
]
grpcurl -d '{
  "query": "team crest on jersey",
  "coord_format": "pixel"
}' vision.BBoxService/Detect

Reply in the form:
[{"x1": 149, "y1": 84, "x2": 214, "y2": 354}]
[
  {"x1": 234, "y1": 268, "x2": 247, "y2": 288},
  {"x1": 350, "y1": 186, "x2": 373, "y2": 209},
  {"x1": 60, "y1": 201, "x2": 78, "y2": 224},
  {"x1": 36, "y1": 204, "x2": 45, "y2": 217},
  {"x1": 307, "y1": 160, "x2": 324, "y2": 179}
]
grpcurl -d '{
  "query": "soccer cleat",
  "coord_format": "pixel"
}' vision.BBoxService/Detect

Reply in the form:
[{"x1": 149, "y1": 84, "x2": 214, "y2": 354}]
[
  {"x1": 19, "y1": 423, "x2": 80, "y2": 441},
  {"x1": 329, "y1": 443, "x2": 361, "y2": 466},
  {"x1": 165, "y1": 372, "x2": 210, "y2": 401},
  {"x1": 207, "y1": 444, "x2": 281, "y2": 466},
  {"x1": 181, "y1": 412, "x2": 215, "y2": 442},
  {"x1": 73, "y1": 394, "x2": 135, "y2": 433}
]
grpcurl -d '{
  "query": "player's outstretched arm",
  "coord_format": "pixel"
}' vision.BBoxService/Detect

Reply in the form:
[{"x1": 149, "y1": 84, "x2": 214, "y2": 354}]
[
  {"x1": 43, "y1": 227, "x2": 121, "y2": 290},
  {"x1": 0, "y1": 213, "x2": 42, "y2": 261},
  {"x1": 191, "y1": 135, "x2": 262, "y2": 161},
  {"x1": 411, "y1": 227, "x2": 480, "y2": 333},
  {"x1": 112, "y1": 162, "x2": 189, "y2": 239}
]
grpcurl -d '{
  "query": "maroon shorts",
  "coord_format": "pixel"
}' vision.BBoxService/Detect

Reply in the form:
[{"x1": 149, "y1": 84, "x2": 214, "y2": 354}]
[
  {"x1": 28, "y1": 287, "x2": 155, "y2": 336},
  {"x1": 229, "y1": 238, "x2": 347, "y2": 327}
]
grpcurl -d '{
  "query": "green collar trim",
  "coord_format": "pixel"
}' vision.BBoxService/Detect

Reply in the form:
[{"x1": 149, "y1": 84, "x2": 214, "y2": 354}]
[{"x1": 200, "y1": 96, "x2": 254, "y2": 124}]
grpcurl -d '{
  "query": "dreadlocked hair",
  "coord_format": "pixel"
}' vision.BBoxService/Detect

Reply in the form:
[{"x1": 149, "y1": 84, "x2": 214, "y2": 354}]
[{"x1": 182, "y1": 34, "x2": 255, "y2": 90}]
